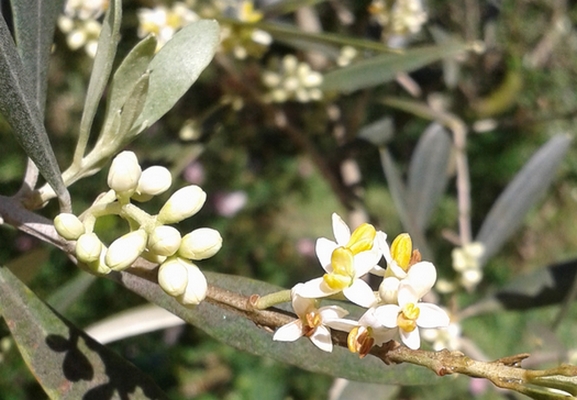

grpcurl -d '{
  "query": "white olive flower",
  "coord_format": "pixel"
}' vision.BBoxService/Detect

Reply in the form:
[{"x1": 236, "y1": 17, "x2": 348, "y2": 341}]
[
  {"x1": 297, "y1": 213, "x2": 380, "y2": 307},
  {"x1": 75, "y1": 232, "x2": 102, "y2": 263},
  {"x1": 107, "y1": 151, "x2": 142, "y2": 195},
  {"x1": 54, "y1": 213, "x2": 85, "y2": 240},
  {"x1": 262, "y1": 55, "x2": 323, "y2": 103},
  {"x1": 105, "y1": 229, "x2": 148, "y2": 271},
  {"x1": 157, "y1": 185, "x2": 206, "y2": 224},
  {"x1": 148, "y1": 225, "x2": 182, "y2": 257},
  {"x1": 273, "y1": 284, "x2": 348, "y2": 352},
  {"x1": 374, "y1": 282, "x2": 449, "y2": 350},
  {"x1": 137, "y1": 3, "x2": 199, "y2": 50},
  {"x1": 178, "y1": 227, "x2": 222, "y2": 260}
]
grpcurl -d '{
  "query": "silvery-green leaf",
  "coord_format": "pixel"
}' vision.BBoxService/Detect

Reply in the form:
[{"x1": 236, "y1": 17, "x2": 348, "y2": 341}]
[
  {"x1": 322, "y1": 42, "x2": 468, "y2": 93},
  {"x1": 131, "y1": 20, "x2": 220, "y2": 134},
  {"x1": 407, "y1": 123, "x2": 452, "y2": 231},
  {"x1": 0, "y1": 16, "x2": 68, "y2": 202},
  {"x1": 10, "y1": 0, "x2": 65, "y2": 116},
  {"x1": 358, "y1": 117, "x2": 395, "y2": 147},
  {"x1": 476, "y1": 134, "x2": 572, "y2": 265}
]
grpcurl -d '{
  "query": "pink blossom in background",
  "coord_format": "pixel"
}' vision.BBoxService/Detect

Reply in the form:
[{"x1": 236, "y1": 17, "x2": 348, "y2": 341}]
[
  {"x1": 213, "y1": 191, "x2": 248, "y2": 217},
  {"x1": 296, "y1": 238, "x2": 315, "y2": 258},
  {"x1": 183, "y1": 161, "x2": 205, "y2": 185}
]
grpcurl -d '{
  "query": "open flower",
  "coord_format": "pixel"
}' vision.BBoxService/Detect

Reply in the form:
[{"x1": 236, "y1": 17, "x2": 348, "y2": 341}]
[
  {"x1": 297, "y1": 213, "x2": 380, "y2": 307},
  {"x1": 374, "y1": 282, "x2": 449, "y2": 349},
  {"x1": 273, "y1": 284, "x2": 348, "y2": 352}
]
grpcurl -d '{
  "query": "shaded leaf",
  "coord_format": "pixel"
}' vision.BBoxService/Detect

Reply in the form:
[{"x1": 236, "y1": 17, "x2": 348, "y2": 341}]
[
  {"x1": 10, "y1": 0, "x2": 65, "y2": 116},
  {"x1": 322, "y1": 42, "x2": 469, "y2": 93},
  {"x1": 47, "y1": 271, "x2": 97, "y2": 314},
  {"x1": 0, "y1": 16, "x2": 68, "y2": 201},
  {"x1": 119, "y1": 271, "x2": 439, "y2": 386},
  {"x1": 476, "y1": 135, "x2": 572, "y2": 265},
  {"x1": 407, "y1": 123, "x2": 452, "y2": 231},
  {"x1": 0, "y1": 267, "x2": 168, "y2": 399},
  {"x1": 77, "y1": 0, "x2": 122, "y2": 154},
  {"x1": 131, "y1": 20, "x2": 220, "y2": 135},
  {"x1": 358, "y1": 117, "x2": 395, "y2": 147},
  {"x1": 261, "y1": 0, "x2": 329, "y2": 17}
]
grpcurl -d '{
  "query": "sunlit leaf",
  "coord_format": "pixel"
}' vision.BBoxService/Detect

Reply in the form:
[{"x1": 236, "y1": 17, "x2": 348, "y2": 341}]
[
  {"x1": 77, "y1": 0, "x2": 122, "y2": 154},
  {"x1": 131, "y1": 20, "x2": 220, "y2": 135},
  {"x1": 10, "y1": 0, "x2": 65, "y2": 116},
  {"x1": 322, "y1": 42, "x2": 469, "y2": 93},
  {"x1": 407, "y1": 123, "x2": 452, "y2": 231},
  {"x1": 119, "y1": 271, "x2": 439, "y2": 386},
  {"x1": 0, "y1": 267, "x2": 168, "y2": 399},
  {"x1": 476, "y1": 134, "x2": 572, "y2": 265},
  {"x1": 0, "y1": 16, "x2": 68, "y2": 201}
]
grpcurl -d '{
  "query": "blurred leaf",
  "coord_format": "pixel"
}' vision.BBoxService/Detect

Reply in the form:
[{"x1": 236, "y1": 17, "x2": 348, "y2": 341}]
[
  {"x1": 47, "y1": 271, "x2": 97, "y2": 314},
  {"x1": 330, "y1": 380, "x2": 400, "y2": 400},
  {"x1": 100, "y1": 35, "x2": 156, "y2": 138},
  {"x1": 131, "y1": 19, "x2": 220, "y2": 135},
  {"x1": 476, "y1": 134, "x2": 572, "y2": 265},
  {"x1": 119, "y1": 271, "x2": 439, "y2": 386},
  {"x1": 85, "y1": 304, "x2": 184, "y2": 345},
  {"x1": 0, "y1": 16, "x2": 68, "y2": 200},
  {"x1": 10, "y1": 0, "x2": 65, "y2": 116},
  {"x1": 528, "y1": 369, "x2": 577, "y2": 396},
  {"x1": 358, "y1": 117, "x2": 395, "y2": 147},
  {"x1": 407, "y1": 123, "x2": 452, "y2": 231},
  {"x1": 77, "y1": 0, "x2": 122, "y2": 154},
  {"x1": 0, "y1": 266, "x2": 168, "y2": 399},
  {"x1": 379, "y1": 148, "x2": 432, "y2": 259},
  {"x1": 322, "y1": 42, "x2": 469, "y2": 93},
  {"x1": 461, "y1": 259, "x2": 577, "y2": 317},
  {"x1": 6, "y1": 247, "x2": 49, "y2": 283},
  {"x1": 261, "y1": 0, "x2": 329, "y2": 17}
]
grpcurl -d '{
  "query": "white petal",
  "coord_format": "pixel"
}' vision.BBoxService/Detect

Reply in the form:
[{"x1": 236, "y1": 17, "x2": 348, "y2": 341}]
[
  {"x1": 417, "y1": 303, "x2": 450, "y2": 328},
  {"x1": 324, "y1": 318, "x2": 358, "y2": 332},
  {"x1": 309, "y1": 325, "x2": 333, "y2": 352},
  {"x1": 377, "y1": 230, "x2": 393, "y2": 263},
  {"x1": 397, "y1": 283, "x2": 419, "y2": 307},
  {"x1": 406, "y1": 261, "x2": 437, "y2": 297},
  {"x1": 318, "y1": 305, "x2": 349, "y2": 321},
  {"x1": 331, "y1": 213, "x2": 351, "y2": 246},
  {"x1": 378, "y1": 276, "x2": 400, "y2": 304},
  {"x1": 374, "y1": 304, "x2": 400, "y2": 328},
  {"x1": 388, "y1": 261, "x2": 408, "y2": 279},
  {"x1": 297, "y1": 277, "x2": 336, "y2": 298},
  {"x1": 273, "y1": 321, "x2": 304, "y2": 342},
  {"x1": 343, "y1": 280, "x2": 377, "y2": 307},
  {"x1": 315, "y1": 238, "x2": 338, "y2": 272},
  {"x1": 291, "y1": 285, "x2": 316, "y2": 317},
  {"x1": 353, "y1": 248, "x2": 381, "y2": 276},
  {"x1": 401, "y1": 328, "x2": 421, "y2": 350},
  {"x1": 372, "y1": 327, "x2": 396, "y2": 346},
  {"x1": 369, "y1": 264, "x2": 386, "y2": 276}
]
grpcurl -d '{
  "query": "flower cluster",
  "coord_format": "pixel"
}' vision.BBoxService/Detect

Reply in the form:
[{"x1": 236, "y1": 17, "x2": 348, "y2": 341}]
[
  {"x1": 368, "y1": 0, "x2": 428, "y2": 40},
  {"x1": 54, "y1": 151, "x2": 222, "y2": 307},
  {"x1": 273, "y1": 213, "x2": 449, "y2": 355},
  {"x1": 58, "y1": 0, "x2": 109, "y2": 57},
  {"x1": 261, "y1": 55, "x2": 323, "y2": 103}
]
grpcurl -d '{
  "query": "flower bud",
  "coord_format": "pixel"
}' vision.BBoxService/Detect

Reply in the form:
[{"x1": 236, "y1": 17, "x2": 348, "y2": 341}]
[
  {"x1": 107, "y1": 151, "x2": 142, "y2": 194},
  {"x1": 157, "y1": 185, "x2": 206, "y2": 224},
  {"x1": 136, "y1": 166, "x2": 172, "y2": 198},
  {"x1": 178, "y1": 228, "x2": 222, "y2": 260},
  {"x1": 378, "y1": 276, "x2": 400, "y2": 304},
  {"x1": 148, "y1": 225, "x2": 181, "y2": 257},
  {"x1": 157, "y1": 257, "x2": 189, "y2": 296},
  {"x1": 87, "y1": 246, "x2": 111, "y2": 275},
  {"x1": 54, "y1": 213, "x2": 85, "y2": 240},
  {"x1": 105, "y1": 229, "x2": 148, "y2": 271},
  {"x1": 75, "y1": 233, "x2": 102, "y2": 263},
  {"x1": 178, "y1": 261, "x2": 207, "y2": 306}
]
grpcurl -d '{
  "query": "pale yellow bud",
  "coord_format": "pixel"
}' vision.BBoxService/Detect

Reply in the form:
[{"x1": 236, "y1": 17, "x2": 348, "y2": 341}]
[
  {"x1": 86, "y1": 246, "x2": 111, "y2": 275},
  {"x1": 157, "y1": 257, "x2": 189, "y2": 296},
  {"x1": 148, "y1": 225, "x2": 182, "y2": 257},
  {"x1": 136, "y1": 166, "x2": 172, "y2": 198},
  {"x1": 178, "y1": 228, "x2": 222, "y2": 260},
  {"x1": 157, "y1": 185, "x2": 206, "y2": 224},
  {"x1": 107, "y1": 151, "x2": 142, "y2": 194},
  {"x1": 105, "y1": 229, "x2": 148, "y2": 271},
  {"x1": 178, "y1": 261, "x2": 207, "y2": 306},
  {"x1": 75, "y1": 233, "x2": 102, "y2": 263},
  {"x1": 54, "y1": 213, "x2": 85, "y2": 240}
]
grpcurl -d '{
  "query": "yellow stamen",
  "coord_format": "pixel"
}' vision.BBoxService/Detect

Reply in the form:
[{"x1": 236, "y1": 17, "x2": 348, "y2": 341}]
[
  {"x1": 391, "y1": 233, "x2": 412, "y2": 271},
  {"x1": 323, "y1": 273, "x2": 350, "y2": 290},
  {"x1": 346, "y1": 326, "x2": 374, "y2": 358},
  {"x1": 346, "y1": 223, "x2": 376, "y2": 254},
  {"x1": 323, "y1": 247, "x2": 355, "y2": 290},
  {"x1": 305, "y1": 310, "x2": 322, "y2": 329},
  {"x1": 397, "y1": 303, "x2": 420, "y2": 332}
]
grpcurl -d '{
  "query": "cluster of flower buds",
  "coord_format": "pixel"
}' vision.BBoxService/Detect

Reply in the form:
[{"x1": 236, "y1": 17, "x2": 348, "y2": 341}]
[
  {"x1": 273, "y1": 213, "x2": 450, "y2": 355},
  {"x1": 58, "y1": 0, "x2": 108, "y2": 58},
  {"x1": 54, "y1": 151, "x2": 222, "y2": 306}
]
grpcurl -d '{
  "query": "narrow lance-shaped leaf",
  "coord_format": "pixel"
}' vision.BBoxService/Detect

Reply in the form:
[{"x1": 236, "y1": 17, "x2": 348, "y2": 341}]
[
  {"x1": 0, "y1": 266, "x2": 168, "y2": 399},
  {"x1": 10, "y1": 0, "x2": 65, "y2": 116},
  {"x1": 475, "y1": 134, "x2": 572, "y2": 265},
  {"x1": 407, "y1": 123, "x2": 452, "y2": 231},
  {"x1": 0, "y1": 16, "x2": 68, "y2": 203},
  {"x1": 119, "y1": 271, "x2": 440, "y2": 386},
  {"x1": 322, "y1": 42, "x2": 469, "y2": 93},
  {"x1": 131, "y1": 19, "x2": 220, "y2": 135}
]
